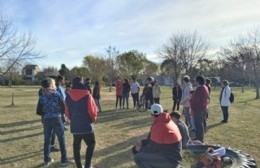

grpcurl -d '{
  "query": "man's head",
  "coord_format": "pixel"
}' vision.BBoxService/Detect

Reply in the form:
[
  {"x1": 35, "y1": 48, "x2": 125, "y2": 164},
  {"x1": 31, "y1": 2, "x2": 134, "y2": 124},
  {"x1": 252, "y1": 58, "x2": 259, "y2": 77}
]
[
  {"x1": 56, "y1": 75, "x2": 65, "y2": 85},
  {"x1": 41, "y1": 78, "x2": 56, "y2": 90},
  {"x1": 170, "y1": 111, "x2": 181, "y2": 123},
  {"x1": 183, "y1": 75, "x2": 190, "y2": 83},
  {"x1": 72, "y1": 76, "x2": 85, "y2": 89},
  {"x1": 222, "y1": 80, "x2": 229, "y2": 87},
  {"x1": 195, "y1": 75, "x2": 205, "y2": 85},
  {"x1": 150, "y1": 104, "x2": 163, "y2": 117}
]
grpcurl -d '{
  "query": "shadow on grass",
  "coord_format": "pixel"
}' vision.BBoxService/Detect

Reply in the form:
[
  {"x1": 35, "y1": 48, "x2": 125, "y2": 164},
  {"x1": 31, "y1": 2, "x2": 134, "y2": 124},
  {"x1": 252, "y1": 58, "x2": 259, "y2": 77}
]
[
  {"x1": 236, "y1": 98, "x2": 256, "y2": 104},
  {"x1": 0, "y1": 150, "x2": 42, "y2": 165},
  {"x1": 1, "y1": 124, "x2": 42, "y2": 135},
  {"x1": 97, "y1": 109, "x2": 147, "y2": 124},
  {"x1": 0, "y1": 119, "x2": 41, "y2": 128},
  {"x1": 207, "y1": 122, "x2": 223, "y2": 131},
  {"x1": 1, "y1": 131, "x2": 43, "y2": 143},
  {"x1": 93, "y1": 133, "x2": 147, "y2": 168}
]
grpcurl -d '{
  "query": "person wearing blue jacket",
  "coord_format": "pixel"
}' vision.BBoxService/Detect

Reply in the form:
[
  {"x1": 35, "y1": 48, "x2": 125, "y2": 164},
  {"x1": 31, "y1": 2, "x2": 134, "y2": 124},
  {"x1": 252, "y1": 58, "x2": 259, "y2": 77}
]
[
  {"x1": 65, "y1": 76, "x2": 98, "y2": 168},
  {"x1": 37, "y1": 78, "x2": 69, "y2": 167}
]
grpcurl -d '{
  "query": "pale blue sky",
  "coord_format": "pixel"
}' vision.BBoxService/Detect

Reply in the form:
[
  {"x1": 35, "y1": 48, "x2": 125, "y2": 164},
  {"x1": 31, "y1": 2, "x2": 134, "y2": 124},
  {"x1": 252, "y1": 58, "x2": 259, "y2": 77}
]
[{"x1": 1, "y1": 0, "x2": 260, "y2": 69}]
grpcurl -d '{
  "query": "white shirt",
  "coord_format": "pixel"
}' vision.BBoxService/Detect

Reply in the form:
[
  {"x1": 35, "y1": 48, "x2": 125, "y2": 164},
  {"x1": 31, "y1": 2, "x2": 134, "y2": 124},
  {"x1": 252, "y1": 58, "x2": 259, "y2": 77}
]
[{"x1": 131, "y1": 81, "x2": 140, "y2": 94}]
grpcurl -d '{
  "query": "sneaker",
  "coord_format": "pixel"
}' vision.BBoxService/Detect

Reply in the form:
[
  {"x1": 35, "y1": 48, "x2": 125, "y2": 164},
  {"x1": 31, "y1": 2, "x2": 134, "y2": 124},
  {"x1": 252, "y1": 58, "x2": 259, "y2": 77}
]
[
  {"x1": 44, "y1": 158, "x2": 54, "y2": 167},
  {"x1": 50, "y1": 146, "x2": 59, "y2": 152},
  {"x1": 60, "y1": 160, "x2": 74, "y2": 167}
]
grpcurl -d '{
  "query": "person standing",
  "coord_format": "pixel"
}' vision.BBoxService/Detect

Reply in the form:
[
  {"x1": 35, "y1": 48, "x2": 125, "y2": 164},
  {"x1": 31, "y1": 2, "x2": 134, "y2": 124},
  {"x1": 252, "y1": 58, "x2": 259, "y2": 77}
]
[
  {"x1": 93, "y1": 81, "x2": 102, "y2": 112},
  {"x1": 152, "y1": 80, "x2": 161, "y2": 104},
  {"x1": 181, "y1": 76, "x2": 193, "y2": 127},
  {"x1": 133, "y1": 104, "x2": 182, "y2": 168},
  {"x1": 115, "y1": 79, "x2": 123, "y2": 109},
  {"x1": 65, "y1": 76, "x2": 98, "y2": 168},
  {"x1": 84, "y1": 78, "x2": 92, "y2": 94},
  {"x1": 56, "y1": 75, "x2": 68, "y2": 130},
  {"x1": 122, "y1": 79, "x2": 131, "y2": 109},
  {"x1": 205, "y1": 78, "x2": 212, "y2": 132},
  {"x1": 131, "y1": 78, "x2": 140, "y2": 109},
  {"x1": 190, "y1": 75, "x2": 209, "y2": 142},
  {"x1": 172, "y1": 83, "x2": 182, "y2": 111},
  {"x1": 37, "y1": 78, "x2": 69, "y2": 166},
  {"x1": 219, "y1": 80, "x2": 231, "y2": 123}
]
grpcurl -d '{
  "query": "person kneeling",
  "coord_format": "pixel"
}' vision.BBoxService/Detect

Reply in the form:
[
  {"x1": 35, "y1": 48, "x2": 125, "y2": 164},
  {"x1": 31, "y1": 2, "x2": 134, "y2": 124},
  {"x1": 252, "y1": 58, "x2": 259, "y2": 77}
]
[{"x1": 133, "y1": 104, "x2": 182, "y2": 168}]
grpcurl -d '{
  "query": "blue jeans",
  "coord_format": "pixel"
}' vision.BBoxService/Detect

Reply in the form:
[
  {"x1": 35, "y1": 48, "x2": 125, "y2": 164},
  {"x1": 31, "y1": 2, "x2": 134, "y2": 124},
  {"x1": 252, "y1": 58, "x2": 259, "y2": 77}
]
[
  {"x1": 183, "y1": 107, "x2": 191, "y2": 127},
  {"x1": 193, "y1": 109, "x2": 206, "y2": 142},
  {"x1": 221, "y1": 106, "x2": 229, "y2": 122},
  {"x1": 44, "y1": 118, "x2": 67, "y2": 162},
  {"x1": 73, "y1": 133, "x2": 96, "y2": 168},
  {"x1": 122, "y1": 92, "x2": 129, "y2": 108},
  {"x1": 131, "y1": 93, "x2": 139, "y2": 108}
]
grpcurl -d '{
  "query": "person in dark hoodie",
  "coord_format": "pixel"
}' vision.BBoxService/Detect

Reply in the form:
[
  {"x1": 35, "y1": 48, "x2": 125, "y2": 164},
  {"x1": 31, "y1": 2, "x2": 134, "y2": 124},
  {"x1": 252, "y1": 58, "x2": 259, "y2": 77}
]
[
  {"x1": 65, "y1": 76, "x2": 98, "y2": 168},
  {"x1": 133, "y1": 104, "x2": 182, "y2": 168},
  {"x1": 37, "y1": 78, "x2": 69, "y2": 167}
]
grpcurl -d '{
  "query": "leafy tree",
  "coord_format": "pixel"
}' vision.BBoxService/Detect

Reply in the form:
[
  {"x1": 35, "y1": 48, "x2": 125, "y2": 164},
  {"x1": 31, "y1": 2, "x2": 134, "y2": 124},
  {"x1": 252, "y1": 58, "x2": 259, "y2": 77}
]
[
  {"x1": 143, "y1": 60, "x2": 158, "y2": 76},
  {"x1": 83, "y1": 55, "x2": 106, "y2": 82},
  {"x1": 117, "y1": 50, "x2": 147, "y2": 79},
  {"x1": 70, "y1": 66, "x2": 89, "y2": 80},
  {"x1": 58, "y1": 64, "x2": 70, "y2": 79},
  {"x1": 0, "y1": 15, "x2": 42, "y2": 75}
]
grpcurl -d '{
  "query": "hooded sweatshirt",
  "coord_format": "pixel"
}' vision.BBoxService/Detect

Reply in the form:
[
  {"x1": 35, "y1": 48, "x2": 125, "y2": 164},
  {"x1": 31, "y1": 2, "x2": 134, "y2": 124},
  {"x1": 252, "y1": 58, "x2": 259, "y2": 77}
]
[
  {"x1": 37, "y1": 89, "x2": 65, "y2": 119},
  {"x1": 65, "y1": 87, "x2": 98, "y2": 134},
  {"x1": 142, "y1": 113, "x2": 182, "y2": 164}
]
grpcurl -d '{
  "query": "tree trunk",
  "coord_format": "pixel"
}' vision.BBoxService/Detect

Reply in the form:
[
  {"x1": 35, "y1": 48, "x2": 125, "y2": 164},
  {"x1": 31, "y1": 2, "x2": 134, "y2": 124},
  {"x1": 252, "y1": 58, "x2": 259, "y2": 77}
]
[{"x1": 256, "y1": 84, "x2": 259, "y2": 99}]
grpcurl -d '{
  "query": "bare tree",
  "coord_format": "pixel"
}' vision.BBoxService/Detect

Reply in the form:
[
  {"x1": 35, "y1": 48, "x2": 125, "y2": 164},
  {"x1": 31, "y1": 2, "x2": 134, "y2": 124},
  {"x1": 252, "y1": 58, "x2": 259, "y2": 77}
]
[
  {"x1": 158, "y1": 30, "x2": 209, "y2": 80},
  {"x1": 105, "y1": 45, "x2": 119, "y2": 91},
  {"x1": 0, "y1": 15, "x2": 42, "y2": 76},
  {"x1": 221, "y1": 28, "x2": 260, "y2": 98}
]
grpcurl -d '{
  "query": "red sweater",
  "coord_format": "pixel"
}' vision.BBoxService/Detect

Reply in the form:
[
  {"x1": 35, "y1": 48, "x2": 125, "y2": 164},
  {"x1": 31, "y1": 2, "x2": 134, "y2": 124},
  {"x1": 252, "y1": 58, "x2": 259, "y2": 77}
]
[
  {"x1": 150, "y1": 113, "x2": 181, "y2": 144},
  {"x1": 190, "y1": 85, "x2": 209, "y2": 113}
]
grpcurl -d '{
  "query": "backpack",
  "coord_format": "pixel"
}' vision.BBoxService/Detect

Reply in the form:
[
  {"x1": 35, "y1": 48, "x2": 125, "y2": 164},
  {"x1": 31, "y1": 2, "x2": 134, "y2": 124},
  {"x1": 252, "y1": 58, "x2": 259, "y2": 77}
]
[{"x1": 229, "y1": 92, "x2": 234, "y2": 103}]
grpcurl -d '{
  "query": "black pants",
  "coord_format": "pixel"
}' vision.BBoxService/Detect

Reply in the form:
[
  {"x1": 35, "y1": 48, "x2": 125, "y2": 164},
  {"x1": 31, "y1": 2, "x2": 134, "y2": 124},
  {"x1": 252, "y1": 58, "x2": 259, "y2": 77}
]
[
  {"x1": 73, "y1": 133, "x2": 96, "y2": 168},
  {"x1": 173, "y1": 99, "x2": 180, "y2": 111},
  {"x1": 131, "y1": 93, "x2": 139, "y2": 108},
  {"x1": 116, "y1": 95, "x2": 122, "y2": 108}
]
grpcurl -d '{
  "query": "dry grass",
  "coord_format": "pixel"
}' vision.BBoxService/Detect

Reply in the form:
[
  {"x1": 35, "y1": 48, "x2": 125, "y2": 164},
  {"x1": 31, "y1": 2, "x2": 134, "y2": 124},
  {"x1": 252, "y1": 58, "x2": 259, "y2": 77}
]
[{"x1": 0, "y1": 86, "x2": 259, "y2": 168}]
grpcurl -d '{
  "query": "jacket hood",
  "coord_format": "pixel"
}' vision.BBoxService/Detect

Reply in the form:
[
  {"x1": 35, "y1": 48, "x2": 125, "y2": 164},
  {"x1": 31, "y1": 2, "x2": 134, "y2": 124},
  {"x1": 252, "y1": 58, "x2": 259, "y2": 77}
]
[
  {"x1": 154, "y1": 112, "x2": 171, "y2": 123},
  {"x1": 42, "y1": 88, "x2": 56, "y2": 96},
  {"x1": 67, "y1": 89, "x2": 90, "y2": 101}
]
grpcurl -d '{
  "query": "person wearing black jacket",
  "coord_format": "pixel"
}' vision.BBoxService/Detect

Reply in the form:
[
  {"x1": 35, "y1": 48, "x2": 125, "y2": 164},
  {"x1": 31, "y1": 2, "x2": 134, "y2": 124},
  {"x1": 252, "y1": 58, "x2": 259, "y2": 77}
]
[{"x1": 122, "y1": 79, "x2": 131, "y2": 109}]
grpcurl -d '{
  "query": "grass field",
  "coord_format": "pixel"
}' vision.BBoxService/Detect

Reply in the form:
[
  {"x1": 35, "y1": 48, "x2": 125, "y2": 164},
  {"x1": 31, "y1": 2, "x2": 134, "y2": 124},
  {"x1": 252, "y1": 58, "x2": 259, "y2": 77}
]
[{"x1": 0, "y1": 86, "x2": 259, "y2": 168}]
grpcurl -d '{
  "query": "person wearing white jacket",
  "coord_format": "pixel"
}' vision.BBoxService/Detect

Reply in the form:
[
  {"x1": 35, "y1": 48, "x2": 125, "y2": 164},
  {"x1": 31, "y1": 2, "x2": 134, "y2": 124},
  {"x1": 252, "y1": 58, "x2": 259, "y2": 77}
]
[{"x1": 220, "y1": 80, "x2": 231, "y2": 123}]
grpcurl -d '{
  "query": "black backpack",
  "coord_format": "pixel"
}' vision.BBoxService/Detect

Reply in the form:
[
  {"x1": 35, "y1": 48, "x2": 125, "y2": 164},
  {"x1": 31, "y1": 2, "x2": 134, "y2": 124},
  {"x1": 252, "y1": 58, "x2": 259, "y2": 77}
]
[{"x1": 229, "y1": 92, "x2": 234, "y2": 103}]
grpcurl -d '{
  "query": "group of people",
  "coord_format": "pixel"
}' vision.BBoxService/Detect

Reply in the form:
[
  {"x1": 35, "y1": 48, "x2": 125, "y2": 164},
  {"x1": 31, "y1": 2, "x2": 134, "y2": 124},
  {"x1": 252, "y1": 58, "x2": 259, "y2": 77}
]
[
  {"x1": 132, "y1": 75, "x2": 233, "y2": 168},
  {"x1": 37, "y1": 76, "x2": 98, "y2": 168},
  {"x1": 36, "y1": 74, "x2": 232, "y2": 168},
  {"x1": 114, "y1": 77, "x2": 161, "y2": 110}
]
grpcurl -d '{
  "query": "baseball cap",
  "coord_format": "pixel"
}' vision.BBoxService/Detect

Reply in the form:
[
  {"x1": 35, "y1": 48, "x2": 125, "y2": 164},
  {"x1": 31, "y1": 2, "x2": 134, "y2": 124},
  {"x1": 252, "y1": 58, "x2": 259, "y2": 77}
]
[{"x1": 150, "y1": 104, "x2": 163, "y2": 116}]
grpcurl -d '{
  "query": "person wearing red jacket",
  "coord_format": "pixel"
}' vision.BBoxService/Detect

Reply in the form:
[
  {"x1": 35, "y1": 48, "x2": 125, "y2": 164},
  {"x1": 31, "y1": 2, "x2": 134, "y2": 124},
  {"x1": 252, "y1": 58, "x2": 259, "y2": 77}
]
[
  {"x1": 115, "y1": 79, "x2": 123, "y2": 109},
  {"x1": 65, "y1": 76, "x2": 98, "y2": 168},
  {"x1": 133, "y1": 104, "x2": 182, "y2": 168},
  {"x1": 190, "y1": 75, "x2": 209, "y2": 143}
]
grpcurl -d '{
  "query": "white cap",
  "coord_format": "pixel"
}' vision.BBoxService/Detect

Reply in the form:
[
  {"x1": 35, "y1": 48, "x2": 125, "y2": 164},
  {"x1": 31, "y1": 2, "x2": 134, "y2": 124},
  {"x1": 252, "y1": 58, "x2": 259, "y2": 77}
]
[{"x1": 150, "y1": 104, "x2": 163, "y2": 116}]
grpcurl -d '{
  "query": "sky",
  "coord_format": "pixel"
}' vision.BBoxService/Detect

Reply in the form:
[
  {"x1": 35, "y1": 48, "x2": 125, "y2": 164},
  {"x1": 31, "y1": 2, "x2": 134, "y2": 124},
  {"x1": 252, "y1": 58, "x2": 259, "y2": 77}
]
[{"x1": 1, "y1": 0, "x2": 260, "y2": 69}]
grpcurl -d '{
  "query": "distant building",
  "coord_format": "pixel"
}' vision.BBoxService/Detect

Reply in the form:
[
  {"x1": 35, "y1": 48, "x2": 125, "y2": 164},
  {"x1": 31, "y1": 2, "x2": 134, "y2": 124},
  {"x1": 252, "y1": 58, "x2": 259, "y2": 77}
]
[{"x1": 22, "y1": 64, "x2": 41, "y2": 84}]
